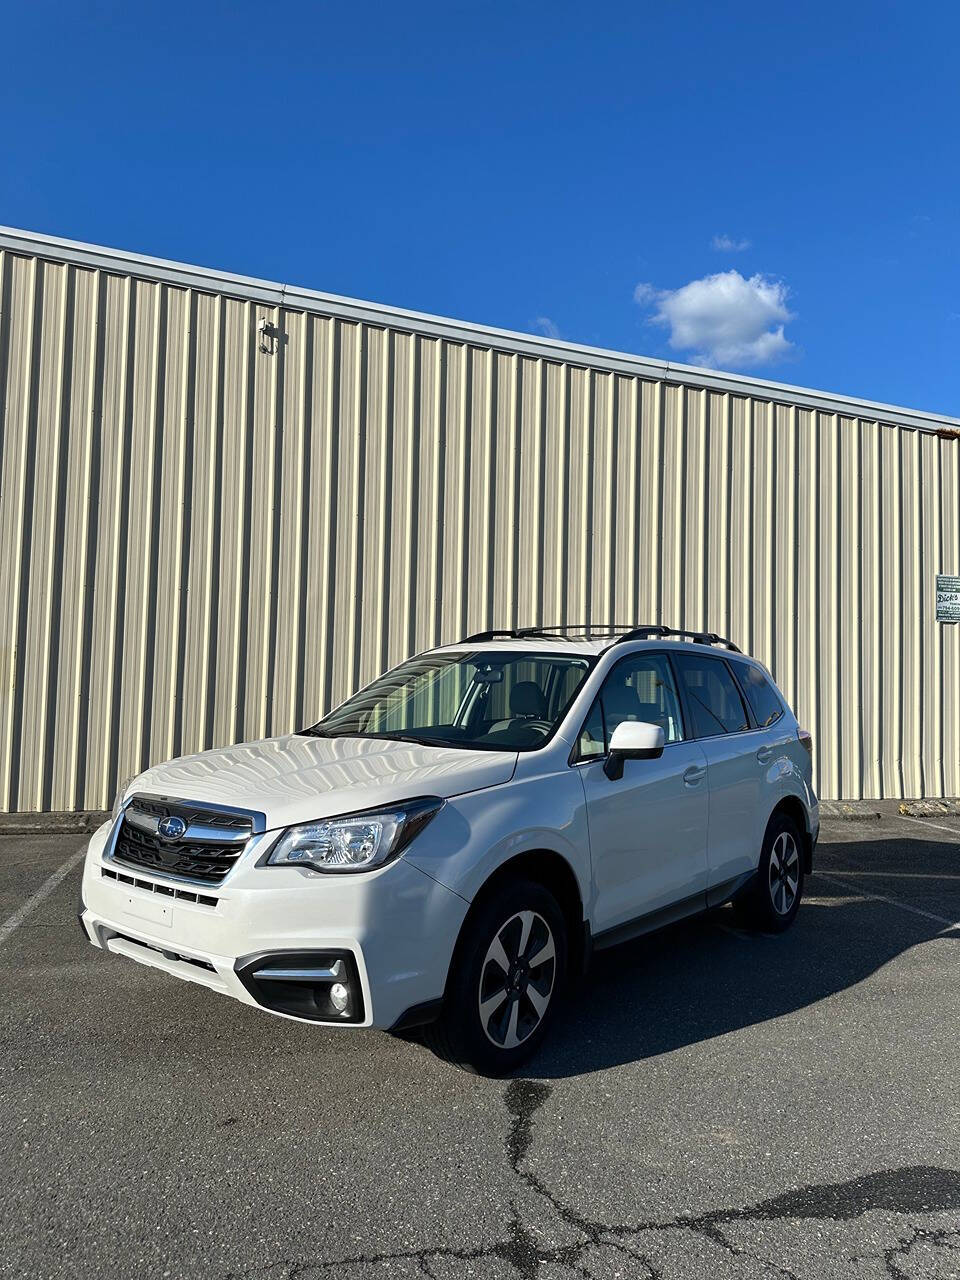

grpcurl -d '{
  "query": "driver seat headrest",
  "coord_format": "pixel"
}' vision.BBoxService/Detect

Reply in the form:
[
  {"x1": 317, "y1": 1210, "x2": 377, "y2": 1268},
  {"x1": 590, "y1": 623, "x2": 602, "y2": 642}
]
[{"x1": 510, "y1": 680, "x2": 547, "y2": 719}]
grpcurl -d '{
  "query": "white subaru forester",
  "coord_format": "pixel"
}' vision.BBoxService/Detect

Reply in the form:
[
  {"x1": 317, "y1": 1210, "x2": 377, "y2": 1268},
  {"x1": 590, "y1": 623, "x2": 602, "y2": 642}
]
[{"x1": 80, "y1": 625, "x2": 819, "y2": 1074}]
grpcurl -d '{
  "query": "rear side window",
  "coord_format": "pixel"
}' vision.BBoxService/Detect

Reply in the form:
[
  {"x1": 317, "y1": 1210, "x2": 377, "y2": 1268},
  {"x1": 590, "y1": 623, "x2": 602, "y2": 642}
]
[
  {"x1": 673, "y1": 653, "x2": 749, "y2": 737},
  {"x1": 734, "y1": 662, "x2": 784, "y2": 728}
]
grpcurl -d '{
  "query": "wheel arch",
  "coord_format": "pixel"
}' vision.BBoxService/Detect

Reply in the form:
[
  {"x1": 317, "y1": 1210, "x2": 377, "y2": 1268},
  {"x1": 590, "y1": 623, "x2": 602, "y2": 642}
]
[
  {"x1": 444, "y1": 848, "x2": 587, "y2": 997},
  {"x1": 766, "y1": 794, "x2": 813, "y2": 872}
]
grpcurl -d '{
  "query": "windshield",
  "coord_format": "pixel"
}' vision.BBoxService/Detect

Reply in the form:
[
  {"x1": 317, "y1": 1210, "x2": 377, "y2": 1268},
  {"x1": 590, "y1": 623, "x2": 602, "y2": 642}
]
[{"x1": 304, "y1": 650, "x2": 593, "y2": 751}]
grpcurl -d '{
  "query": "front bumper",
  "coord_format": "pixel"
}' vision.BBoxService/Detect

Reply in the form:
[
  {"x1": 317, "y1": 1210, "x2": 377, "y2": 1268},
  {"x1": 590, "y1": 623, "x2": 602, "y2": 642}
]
[{"x1": 80, "y1": 820, "x2": 469, "y2": 1029}]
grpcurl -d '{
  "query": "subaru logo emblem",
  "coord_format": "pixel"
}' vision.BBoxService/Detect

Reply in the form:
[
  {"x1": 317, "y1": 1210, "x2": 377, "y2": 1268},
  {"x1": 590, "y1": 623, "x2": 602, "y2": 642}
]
[{"x1": 158, "y1": 815, "x2": 186, "y2": 841}]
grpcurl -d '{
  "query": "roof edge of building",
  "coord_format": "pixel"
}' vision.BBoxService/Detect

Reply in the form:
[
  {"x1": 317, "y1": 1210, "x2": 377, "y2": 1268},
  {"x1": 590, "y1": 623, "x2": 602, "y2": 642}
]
[{"x1": 2, "y1": 223, "x2": 958, "y2": 437}]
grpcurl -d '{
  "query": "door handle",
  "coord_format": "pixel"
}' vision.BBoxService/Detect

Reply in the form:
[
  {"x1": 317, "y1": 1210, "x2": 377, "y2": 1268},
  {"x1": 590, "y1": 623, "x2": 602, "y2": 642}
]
[
  {"x1": 683, "y1": 765, "x2": 706, "y2": 785},
  {"x1": 756, "y1": 746, "x2": 774, "y2": 764}
]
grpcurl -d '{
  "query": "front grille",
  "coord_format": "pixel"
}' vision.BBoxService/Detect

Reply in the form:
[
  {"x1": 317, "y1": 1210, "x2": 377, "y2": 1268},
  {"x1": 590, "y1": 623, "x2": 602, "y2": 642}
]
[{"x1": 111, "y1": 797, "x2": 253, "y2": 886}]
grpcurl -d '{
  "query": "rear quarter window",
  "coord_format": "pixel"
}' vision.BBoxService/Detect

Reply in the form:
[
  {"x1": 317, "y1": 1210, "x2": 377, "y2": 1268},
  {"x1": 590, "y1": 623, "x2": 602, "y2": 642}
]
[{"x1": 735, "y1": 663, "x2": 785, "y2": 728}]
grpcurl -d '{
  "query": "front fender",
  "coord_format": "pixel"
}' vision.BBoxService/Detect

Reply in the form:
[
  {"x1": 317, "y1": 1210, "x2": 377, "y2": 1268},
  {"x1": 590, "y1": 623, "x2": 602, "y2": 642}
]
[{"x1": 402, "y1": 769, "x2": 591, "y2": 910}]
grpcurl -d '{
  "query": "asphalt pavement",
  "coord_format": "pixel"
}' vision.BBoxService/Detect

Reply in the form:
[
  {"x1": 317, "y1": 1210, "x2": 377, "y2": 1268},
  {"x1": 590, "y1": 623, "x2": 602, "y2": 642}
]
[{"x1": 1, "y1": 812, "x2": 959, "y2": 1279}]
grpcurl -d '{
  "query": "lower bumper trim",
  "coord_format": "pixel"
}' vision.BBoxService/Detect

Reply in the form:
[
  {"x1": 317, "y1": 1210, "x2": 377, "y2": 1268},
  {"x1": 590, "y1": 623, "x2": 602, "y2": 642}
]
[{"x1": 389, "y1": 997, "x2": 443, "y2": 1033}]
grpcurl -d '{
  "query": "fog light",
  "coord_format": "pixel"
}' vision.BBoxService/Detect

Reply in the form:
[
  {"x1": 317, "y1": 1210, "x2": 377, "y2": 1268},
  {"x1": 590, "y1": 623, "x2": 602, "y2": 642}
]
[
  {"x1": 329, "y1": 982, "x2": 350, "y2": 1014},
  {"x1": 236, "y1": 950, "x2": 364, "y2": 1022}
]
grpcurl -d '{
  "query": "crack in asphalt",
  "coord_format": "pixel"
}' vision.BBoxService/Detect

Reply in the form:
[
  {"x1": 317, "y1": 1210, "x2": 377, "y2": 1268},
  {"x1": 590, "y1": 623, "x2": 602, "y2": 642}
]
[
  {"x1": 227, "y1": 1079, "x2": 960, "y2": 1279},
  {"x1": 849, "y1": 1222, "x2": 960, "y2": 1278}
]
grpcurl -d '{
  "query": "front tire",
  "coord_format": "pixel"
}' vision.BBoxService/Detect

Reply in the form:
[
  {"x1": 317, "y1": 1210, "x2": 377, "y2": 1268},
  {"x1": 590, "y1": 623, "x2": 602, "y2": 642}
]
[
  {"x1": 737, "y1": 812, "x2": 805, "y2": 932},
  {"x1": 423, "y1": 879, "x2": 568, "y2": 1075}
]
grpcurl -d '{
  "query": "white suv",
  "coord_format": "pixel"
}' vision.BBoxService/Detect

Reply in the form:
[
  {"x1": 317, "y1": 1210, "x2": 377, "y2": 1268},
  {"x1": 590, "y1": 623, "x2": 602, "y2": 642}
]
[{"x1": 80, "y1": 626, "x2": 819, "y2": 1073}]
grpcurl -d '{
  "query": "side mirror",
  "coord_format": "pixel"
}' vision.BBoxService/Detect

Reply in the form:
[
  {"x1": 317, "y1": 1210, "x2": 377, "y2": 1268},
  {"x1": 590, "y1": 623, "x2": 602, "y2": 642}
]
[{"x1": 603, "y1": 720, "x2": 665, "y2": 780}]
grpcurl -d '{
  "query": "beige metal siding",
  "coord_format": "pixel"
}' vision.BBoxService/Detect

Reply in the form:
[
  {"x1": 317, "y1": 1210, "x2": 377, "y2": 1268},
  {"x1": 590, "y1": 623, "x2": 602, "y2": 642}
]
[{"x1": 1, "y1": 240, "x2": 959, "y2": 810}]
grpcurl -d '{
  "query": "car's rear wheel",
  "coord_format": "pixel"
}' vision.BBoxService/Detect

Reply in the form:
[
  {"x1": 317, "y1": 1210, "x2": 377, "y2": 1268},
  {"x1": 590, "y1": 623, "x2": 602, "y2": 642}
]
[
  {"x1": 422, "y1": 879, "x2": 567, "y2": 1074},
  {"x1": 736, "y1": 812, "x2": 805, "y2": 932}
]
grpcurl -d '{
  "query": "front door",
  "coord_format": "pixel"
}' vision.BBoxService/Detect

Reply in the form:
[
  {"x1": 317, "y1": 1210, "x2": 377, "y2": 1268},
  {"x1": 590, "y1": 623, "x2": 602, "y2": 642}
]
[{"x1": 575, "y1": 651, "x2": 709, "y2": 935}]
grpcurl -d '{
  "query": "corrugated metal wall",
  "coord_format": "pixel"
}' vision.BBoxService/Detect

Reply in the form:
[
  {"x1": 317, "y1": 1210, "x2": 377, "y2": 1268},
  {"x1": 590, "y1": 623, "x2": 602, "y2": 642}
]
[{"x1": 1, "y1": 237, "x2": 958, "y2": 809}]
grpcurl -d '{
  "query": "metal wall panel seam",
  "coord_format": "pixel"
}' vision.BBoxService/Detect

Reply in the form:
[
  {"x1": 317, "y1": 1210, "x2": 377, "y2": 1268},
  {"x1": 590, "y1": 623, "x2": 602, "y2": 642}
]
[
  {"x1": 198, "y1": 292, "x2": 223, "y2": 747},
  {"x1": 555, "y1": 364, "x2": 571, "y2": 626},
  {"x1": 648, "y1": 380, "x2": 665, "y2": 625},
  {"x1": 921, "y1": 435, "x2": 943, "y2": 795},
  {"x1": 948, "y1": 444, "x2": 960, "y2": 795},
  {"x1": 0, "y1": 256, "x2": 38, "y2": 809},
  {"x1": 88, "y1": 273, "x2": 129, "y2": 809},
  {"x1": 228, "y1": 300, "x2": 254, "y2": 744},
  {"x1": 316, "y1": 316, "x2": 338, "y2": 716},
  {"x1": 27, "y1": 262, "x2": 69, "y2": 810},
  {"x1": 402, "y1": 333, "x2": 419, "y2": 659},
  {"x1": 818, "y1": 412, "x2": 838, "y2": 799},
  {"x1": 870, "y1": 419, "x2": 885, "y2": 798},
  {"x1": 900, "y1": 430, "x2": 921, "y2": 795},
  {"x1": 800, "y1": 409, "x2": 819, "y2": 781},
  {"x1": 426, "y1": 336, "x2": 442, "y2": 650},
  {"x1": 63, "y1": 268, "x2": 101, "y2": 807},
  {"x1": 885, "y1": 423, "x2": 904, "y2": 798}
]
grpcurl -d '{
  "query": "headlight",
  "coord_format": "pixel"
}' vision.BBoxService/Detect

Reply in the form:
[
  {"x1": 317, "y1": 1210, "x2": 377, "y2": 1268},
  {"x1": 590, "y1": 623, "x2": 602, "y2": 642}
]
[
  {"x1": 111, "y1": 776, "x2": 137, "y2": 822},
  {"x1": 266, "y1": 797, "x2": 444, "y2": 875}
]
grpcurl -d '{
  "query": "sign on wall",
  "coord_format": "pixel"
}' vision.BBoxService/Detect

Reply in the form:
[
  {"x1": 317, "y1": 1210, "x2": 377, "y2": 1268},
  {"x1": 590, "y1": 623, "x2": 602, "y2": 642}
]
[{"x1": 936, "y1": 574, "x2": 960, "y2": 623}]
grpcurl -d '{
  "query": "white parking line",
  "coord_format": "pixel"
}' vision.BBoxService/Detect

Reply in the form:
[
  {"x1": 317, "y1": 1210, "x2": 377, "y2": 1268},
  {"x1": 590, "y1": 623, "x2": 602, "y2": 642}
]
[
  {"x1": 822, "y1": 870, "x2": 960, "y2": 881},
  {"x1": 0, "y1": 848, "x2": 86, "y2": 948},
  {"x1": 817, "y1": 871, "x2": 960, "y2": 931},
  {"x1": 898, "y1": 814, "x2": 960, "y2": 839}
]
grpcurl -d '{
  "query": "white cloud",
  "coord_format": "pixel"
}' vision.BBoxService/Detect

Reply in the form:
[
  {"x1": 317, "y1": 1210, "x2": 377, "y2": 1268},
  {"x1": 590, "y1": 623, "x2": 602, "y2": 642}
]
[
  {"x1": 712, "y1": 234, "x2": 751, "y2": 252},
  {"x1": 534, "y1": 316, "x2": 561, "y2": 339},
  {"x1": 633, "y1": 270, "x2": 795, "y2": 369}
]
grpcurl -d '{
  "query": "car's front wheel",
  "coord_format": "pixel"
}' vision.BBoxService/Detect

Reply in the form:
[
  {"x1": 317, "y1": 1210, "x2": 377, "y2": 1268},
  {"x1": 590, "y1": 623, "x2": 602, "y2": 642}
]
[{"x1": 423, "y1": 879, "x2": 567, "y2": 1074}]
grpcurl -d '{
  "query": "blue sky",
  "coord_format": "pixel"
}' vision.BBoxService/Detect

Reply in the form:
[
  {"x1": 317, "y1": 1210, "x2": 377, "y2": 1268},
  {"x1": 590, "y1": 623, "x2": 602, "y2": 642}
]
[{"x1": 2, "y1": 0, "x2": 958, "y2": 416}]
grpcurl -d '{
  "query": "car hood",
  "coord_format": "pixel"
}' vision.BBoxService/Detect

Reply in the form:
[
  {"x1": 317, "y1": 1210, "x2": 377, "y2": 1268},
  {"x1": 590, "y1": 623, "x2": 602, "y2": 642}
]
[{"x1": 126, "y1": 734, "x2": 518, "y2": 830}]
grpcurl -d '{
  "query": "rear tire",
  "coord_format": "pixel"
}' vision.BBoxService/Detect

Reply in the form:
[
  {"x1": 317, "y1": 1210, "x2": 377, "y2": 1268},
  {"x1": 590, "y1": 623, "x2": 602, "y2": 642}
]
[
  {"x1": 422, "y1": 879, "x2": 568, "y2": 1075},
  {"x1": 736, "y1": 812, "x2": 805, "y2": 933}
]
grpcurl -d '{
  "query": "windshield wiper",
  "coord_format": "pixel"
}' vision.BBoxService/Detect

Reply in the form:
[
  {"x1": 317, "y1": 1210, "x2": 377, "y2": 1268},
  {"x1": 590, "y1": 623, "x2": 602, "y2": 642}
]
[
  {"x1": 372, "y1": 732, "x2": 458, "y2": 749},
  {"x1": 297, "y1": 728, "x2": 458, "y2": 748}
]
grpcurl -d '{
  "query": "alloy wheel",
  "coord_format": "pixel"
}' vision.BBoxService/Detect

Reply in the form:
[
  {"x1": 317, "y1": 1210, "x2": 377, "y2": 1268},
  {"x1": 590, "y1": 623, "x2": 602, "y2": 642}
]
[
  {"x1": 478, "y1": 909, "x2": 557, "y2": 1049},
  {"x1": 768, "y1": 831, "x2": 800, "y2": 915}
]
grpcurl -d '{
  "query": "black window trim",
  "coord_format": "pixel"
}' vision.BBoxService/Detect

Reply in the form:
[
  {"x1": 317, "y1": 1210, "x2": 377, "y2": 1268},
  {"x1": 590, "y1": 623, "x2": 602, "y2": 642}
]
[{"x1": 568, "y1": 648, "x2": 690, "y2": 766}]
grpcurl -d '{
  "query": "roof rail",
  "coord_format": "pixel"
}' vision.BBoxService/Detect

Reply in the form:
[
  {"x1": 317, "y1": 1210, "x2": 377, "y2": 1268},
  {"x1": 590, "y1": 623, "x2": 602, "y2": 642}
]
[
  {"x1": 459, "y1": 622, "x2": 741, "y2": 651},
  {"x1": 611, "y1": 625, "x2": 742, "y2": 652},
  {"x1": 461, "y1": 623, "x2": 633, "y2": 643},
  {"x1": 462, "y1": 626, "x2": 547, "y2": 643}
]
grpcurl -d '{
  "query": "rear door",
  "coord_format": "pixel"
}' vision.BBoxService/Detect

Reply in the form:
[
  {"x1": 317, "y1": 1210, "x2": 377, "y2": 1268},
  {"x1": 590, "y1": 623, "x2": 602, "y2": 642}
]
[
  {"x1": 671, "y1": 651, "x2": 759, "y2": 891},
  {"x1": 575, "y1": 650, "x2": 709, "y2": 934}
]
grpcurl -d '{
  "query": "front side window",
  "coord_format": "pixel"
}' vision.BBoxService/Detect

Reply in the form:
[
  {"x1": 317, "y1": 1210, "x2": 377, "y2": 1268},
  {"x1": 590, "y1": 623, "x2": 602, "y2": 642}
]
[
  {"x1": 673, "y1": 653, "x2": 749, "y2": 737},
  {"x1": 305, "y1": 651, "x2": 593, "y2": 752},
  {"x1": 733, "y1": 661, "x2": 784, "y2": 728},
  {"x1": 577, "y1": 653, "x2": 685, "y2": 758},
  {"x1": 576, "y1": 697, "x2": 606, "y2": 758}
]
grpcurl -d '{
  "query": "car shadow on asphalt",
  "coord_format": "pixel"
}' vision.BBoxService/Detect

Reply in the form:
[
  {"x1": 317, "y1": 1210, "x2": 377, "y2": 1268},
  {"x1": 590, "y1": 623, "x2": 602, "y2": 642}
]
[{"x1": 525, "y1": 836, "x2": 959, "y2": 1080}]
